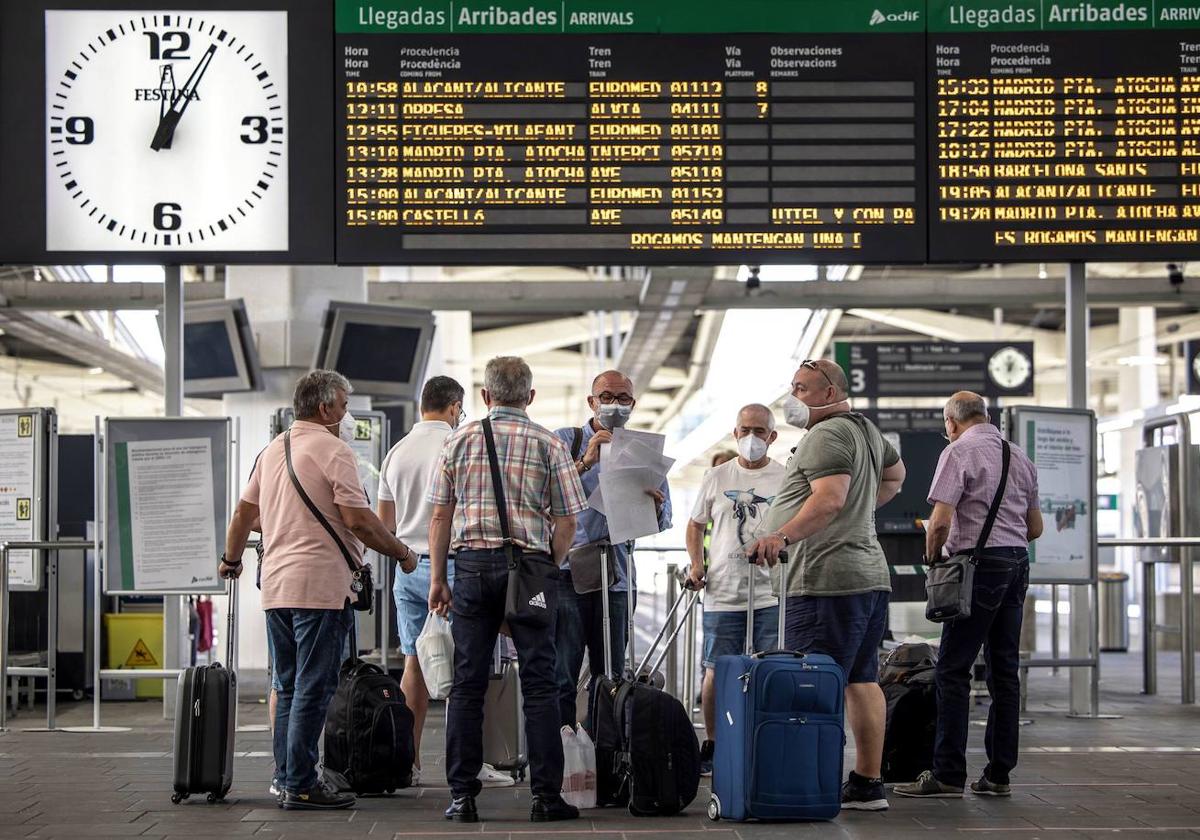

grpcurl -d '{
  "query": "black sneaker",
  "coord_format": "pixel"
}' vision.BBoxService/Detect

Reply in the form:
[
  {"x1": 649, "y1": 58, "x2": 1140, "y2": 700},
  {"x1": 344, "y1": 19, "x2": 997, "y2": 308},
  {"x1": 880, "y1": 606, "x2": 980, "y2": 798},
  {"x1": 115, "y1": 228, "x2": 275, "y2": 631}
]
[
  {"x1": 530, "y1": 794, "x2": 580, "y2": 822},
  {"x1": 970, "y1": 775, "x2": 1011, "y2": 797},
  {"x1": 699, "y1": 740, "x2": 715, "y2": 778},
  {"x1": 282, "y1": 783, "x2": 355, "y2": 810},
  {"x1": 444, "y1": 795, "x2": 479, "y2": 822},
  {"x1": 841, "y1": 771, "x2": 889, "y2": 811}
]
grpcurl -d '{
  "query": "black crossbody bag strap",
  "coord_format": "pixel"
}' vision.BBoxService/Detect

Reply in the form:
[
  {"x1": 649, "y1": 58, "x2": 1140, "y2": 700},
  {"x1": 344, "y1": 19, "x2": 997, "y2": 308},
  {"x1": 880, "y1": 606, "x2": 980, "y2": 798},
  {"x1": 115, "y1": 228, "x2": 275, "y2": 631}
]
[
  {"x1": 283, "y1": 430, "x2": 360, "y2": 574},
  {"x1": 481, "y1": 418, "x2": 517, "y2": 568},
  {"x1": 972, "y1": 439, "x2": 1011, "y2": 559},
  {"x1": 571, "y1": 427, "x2": 584, "y2": 461}
]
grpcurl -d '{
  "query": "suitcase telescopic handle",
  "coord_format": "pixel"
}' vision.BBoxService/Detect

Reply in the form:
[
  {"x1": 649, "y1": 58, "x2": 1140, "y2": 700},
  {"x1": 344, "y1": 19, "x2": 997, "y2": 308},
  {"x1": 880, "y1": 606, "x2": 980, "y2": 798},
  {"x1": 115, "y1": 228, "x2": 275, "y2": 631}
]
[
  {"x1": 744, "y1": 550, "x2": 788, "y2": 656},
  {"x1": 226, "y1": 577, "x2": 238, "y2": 672}
]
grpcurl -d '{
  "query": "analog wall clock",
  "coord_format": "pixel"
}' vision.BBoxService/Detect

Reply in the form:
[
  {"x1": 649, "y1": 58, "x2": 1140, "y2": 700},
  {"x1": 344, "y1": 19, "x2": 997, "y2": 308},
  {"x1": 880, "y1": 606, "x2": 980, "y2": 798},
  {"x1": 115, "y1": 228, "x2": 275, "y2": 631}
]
[
  {"x1": 44, "y1": 10, "x2": 288, "y2": 251},
  {"x1": 987, "y1": 345, "x2": 1033, "y2": 391}
]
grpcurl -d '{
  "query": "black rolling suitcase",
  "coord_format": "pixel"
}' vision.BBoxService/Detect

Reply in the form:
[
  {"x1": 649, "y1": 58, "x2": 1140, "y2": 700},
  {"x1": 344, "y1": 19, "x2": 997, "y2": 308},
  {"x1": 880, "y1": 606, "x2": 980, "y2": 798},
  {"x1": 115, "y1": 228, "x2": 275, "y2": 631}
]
[
  {"x1": 586, "y1": 547, "x2": 701, "y2": 815},
  {"x1": 879, "y1": 644, "x2": 939, "y2": 784},
  {"x1": 172, "y1": 580, "x2": 239, "y2": 804}
]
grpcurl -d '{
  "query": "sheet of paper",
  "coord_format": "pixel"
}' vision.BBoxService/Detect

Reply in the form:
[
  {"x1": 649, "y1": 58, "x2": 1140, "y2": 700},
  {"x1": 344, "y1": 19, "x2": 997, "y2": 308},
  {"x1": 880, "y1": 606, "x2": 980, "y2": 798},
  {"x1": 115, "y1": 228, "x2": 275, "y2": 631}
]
[
  {"x1": 596, "y1": 466, "x2": 661, "y2": 543},
  {"x1": 587, "y1": 483, "x2": 606, "y2": 516},
  {"x1": 609, "y1": 428, "x2": 665, "y2": 461},
  {"x1": 120, "y1": 438, "x2": 218, "y2": 590}
]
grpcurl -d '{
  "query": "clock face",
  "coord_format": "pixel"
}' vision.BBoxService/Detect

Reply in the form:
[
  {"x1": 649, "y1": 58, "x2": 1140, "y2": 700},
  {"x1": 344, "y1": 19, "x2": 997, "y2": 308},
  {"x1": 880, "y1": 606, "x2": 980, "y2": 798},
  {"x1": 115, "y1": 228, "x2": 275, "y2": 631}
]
[
  {"x1": 45, "y1": 10, "x2": 288, "y2": 252},
  {"x1": 988, "y1": 346, "x2": 1032, "y2": 390}
]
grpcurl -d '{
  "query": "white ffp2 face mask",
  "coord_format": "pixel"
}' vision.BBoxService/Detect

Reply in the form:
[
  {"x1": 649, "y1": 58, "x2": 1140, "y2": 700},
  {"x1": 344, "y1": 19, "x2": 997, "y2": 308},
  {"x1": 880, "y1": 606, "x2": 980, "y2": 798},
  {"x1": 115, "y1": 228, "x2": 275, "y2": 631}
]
[
  {"x1": 737, "y1": 434, "x2": 769, "y2": 462},
  {"x1": 327, "y1": 411, "x2": 356, "y2": 443},
  {"x1": 597, "y1": 403, "x2": 632, "y2": 429},
  {"x1": 783, "y1": 395, "x2": 846, "y2": 429}
]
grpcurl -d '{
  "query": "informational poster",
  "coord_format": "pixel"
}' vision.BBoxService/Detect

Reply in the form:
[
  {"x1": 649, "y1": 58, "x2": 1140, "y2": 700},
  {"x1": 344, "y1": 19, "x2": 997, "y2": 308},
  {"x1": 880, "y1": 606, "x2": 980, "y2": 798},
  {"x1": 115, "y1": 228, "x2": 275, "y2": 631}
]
[
  {"x1": 0, "y1": 411, "x2": 42, "y2": 589},
  {"x1": 113, "y1": 438, "x2": 218, "y2": 591},
  {"x1": 1012, "y1": 407, "x2": 1096, "y2": 584}
]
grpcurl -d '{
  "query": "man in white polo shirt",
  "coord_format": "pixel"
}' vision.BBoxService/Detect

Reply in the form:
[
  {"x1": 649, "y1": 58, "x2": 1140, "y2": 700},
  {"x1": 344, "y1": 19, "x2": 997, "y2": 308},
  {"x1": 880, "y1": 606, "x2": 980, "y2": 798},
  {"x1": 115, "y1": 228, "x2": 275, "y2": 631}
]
[{"x1": 378, "y1": 376, "x2": 516, "y2": 788}]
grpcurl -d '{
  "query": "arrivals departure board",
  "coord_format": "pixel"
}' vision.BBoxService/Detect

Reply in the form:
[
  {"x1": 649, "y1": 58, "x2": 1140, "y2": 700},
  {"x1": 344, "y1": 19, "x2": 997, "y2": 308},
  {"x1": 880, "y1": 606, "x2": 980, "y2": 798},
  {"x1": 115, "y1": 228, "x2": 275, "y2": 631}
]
[
  {"x1": 928, "y1": 0, "x2": 1200, "y2": 262},
  {"x1": 334, "y1": 0, "x2": 927, "y2": 264}
]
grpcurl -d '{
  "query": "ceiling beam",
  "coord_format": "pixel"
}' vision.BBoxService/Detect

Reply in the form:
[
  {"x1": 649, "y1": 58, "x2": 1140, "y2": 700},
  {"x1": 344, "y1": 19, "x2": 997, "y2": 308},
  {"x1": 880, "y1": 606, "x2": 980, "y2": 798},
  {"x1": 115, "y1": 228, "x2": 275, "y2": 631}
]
[
  {"x1": 472, "y1": 314, "x2": 632, "y2": 358},
  {"x1": 7, "y1": 274, "x2": 1200, "y2": 312},
  {"x1": 0, "y1": 306, "x2": 163, "y2": 393}
]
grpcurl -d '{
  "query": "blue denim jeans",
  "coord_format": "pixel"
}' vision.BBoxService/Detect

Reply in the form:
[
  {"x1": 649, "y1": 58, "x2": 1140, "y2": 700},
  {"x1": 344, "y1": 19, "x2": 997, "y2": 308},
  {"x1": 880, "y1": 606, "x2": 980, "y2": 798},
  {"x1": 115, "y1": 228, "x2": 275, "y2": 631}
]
[
  {"x1": 933, "y1": 549, "x2": 1030, "y2": 788},
  {"x1": 554, "y1": 571, "x2": 627, "y2": 728},
  {"x1": 446, "y1": 549, "x2": 564, "y2": 799},
  {"x1": 701, "y1": 605, "x2": 779, "y2": 668},
  {"x1": 265, "y1": 604, "x2": 353, "y2": 793}
]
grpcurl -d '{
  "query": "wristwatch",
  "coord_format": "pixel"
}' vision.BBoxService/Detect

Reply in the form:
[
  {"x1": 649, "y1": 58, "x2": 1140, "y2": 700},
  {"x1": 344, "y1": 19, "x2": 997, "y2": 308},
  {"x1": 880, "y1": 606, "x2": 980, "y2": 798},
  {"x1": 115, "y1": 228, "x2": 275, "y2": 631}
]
[
  {"x1": 219, "y1": 552, "x2": 242, "y2": 569},
  {"x1": 576, "y1": 459, "x2": 591, "y2": 474},
  {"x1": 773, "y1": 531, "x2": 792, "y2": 547}
]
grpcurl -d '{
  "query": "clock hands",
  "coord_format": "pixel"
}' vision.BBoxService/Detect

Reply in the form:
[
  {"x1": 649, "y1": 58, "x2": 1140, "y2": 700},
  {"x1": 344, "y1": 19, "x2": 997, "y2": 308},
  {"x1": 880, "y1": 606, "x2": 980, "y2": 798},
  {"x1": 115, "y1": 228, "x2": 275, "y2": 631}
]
[{"x1": 151, "y1": 44, "x2": 216, "y2": 152}]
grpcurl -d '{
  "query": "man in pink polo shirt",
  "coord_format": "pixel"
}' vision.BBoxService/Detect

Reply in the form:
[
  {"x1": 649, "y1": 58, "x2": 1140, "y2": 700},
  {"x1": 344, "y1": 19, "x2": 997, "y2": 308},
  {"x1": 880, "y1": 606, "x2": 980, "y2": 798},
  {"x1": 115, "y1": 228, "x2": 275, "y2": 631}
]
[{"x1": 222, "y1": 370, "x2": 416, "y2": 811}]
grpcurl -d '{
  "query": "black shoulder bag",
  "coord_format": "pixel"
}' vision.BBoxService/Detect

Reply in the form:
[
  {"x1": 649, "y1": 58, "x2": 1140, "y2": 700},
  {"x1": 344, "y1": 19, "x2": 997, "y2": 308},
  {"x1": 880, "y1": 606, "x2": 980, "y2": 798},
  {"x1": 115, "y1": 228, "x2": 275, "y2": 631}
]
[
  {"x1": 283, "y1": 430, "x2": 374, "y2": 612},
  {"x1": 925, "y1": 439, "x2": 1010, "y2": 623},
  {"x1": 481, "y1": 418, "x2": 558, "y2": 628}
]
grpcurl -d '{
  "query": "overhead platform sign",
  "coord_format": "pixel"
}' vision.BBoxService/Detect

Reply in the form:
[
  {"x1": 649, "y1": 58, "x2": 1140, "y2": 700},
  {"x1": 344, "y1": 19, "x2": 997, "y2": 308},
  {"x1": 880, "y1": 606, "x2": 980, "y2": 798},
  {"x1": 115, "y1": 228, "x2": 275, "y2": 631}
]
[{"x1": 834, "y1": 340, "x2": 1036, "y2": 399}]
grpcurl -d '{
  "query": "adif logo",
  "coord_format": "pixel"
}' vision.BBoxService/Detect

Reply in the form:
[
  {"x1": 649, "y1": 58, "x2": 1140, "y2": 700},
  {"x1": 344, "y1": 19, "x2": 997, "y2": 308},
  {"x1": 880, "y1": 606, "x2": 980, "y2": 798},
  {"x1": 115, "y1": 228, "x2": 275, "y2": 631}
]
[
  {"x1": 528, "y1": 591, "x2": 547, "y2": 609},
  {"x1": 870, "y1": 8, "x2": 920, "y2": 24}
]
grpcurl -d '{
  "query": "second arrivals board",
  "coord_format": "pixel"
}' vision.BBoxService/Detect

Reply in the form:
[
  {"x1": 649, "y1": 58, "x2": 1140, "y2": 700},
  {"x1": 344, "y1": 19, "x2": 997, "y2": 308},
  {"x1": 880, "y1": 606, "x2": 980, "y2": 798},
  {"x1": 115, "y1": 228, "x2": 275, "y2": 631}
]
[{"x1": 928, "y1": 0, "x2": 1200, "y2": 261}]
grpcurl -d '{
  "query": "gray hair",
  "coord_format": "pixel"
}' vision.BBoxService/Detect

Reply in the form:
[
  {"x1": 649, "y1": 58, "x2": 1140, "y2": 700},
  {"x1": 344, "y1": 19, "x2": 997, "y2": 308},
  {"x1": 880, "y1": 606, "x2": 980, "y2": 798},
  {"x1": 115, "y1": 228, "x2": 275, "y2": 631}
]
[
  {"x1": 294, "y1": 369, "x2": 352, "y2": 418},
  {"x1": 484, "y1": 356, "x2": 533, "y2": 406},
  {"x1": 944, "y1": 391, "x2": 989, "y2": 424},
  {"x1": 738, "y1": 403, "x2": 776, "y2": 431}
]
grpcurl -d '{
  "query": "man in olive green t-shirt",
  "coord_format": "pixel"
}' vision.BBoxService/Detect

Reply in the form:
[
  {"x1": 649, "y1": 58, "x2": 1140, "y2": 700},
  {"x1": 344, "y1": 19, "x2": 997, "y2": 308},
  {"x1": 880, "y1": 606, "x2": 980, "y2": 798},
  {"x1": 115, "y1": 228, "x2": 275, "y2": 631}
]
[{"x1": 747, "y1": 359, "x2": 906, "y2": 813}]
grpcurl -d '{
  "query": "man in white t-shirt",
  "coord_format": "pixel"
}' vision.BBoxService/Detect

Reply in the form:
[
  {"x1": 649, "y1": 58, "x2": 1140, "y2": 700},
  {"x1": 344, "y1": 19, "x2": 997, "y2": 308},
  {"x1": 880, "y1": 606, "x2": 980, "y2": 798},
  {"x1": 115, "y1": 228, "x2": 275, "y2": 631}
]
[
  {"x1": 685, "y1": 404, "x2": 785, "y2": 777},
  {"x1": 378, "y1": 375, "x2": 509, "y2": 788}
]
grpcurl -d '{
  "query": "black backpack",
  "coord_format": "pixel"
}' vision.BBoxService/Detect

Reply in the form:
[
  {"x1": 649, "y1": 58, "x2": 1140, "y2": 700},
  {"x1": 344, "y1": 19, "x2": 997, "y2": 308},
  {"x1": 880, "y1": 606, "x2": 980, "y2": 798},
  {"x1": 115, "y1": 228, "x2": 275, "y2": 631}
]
[
  {"x1": 881, "y1": 666, "x2": 938, "y2": 784},
  {"x1": 323, "y1": 658, "x2": 415, "y2": 795},
  {"x1": 613, "y1": 680, "x2": 701, "y2": 816}
]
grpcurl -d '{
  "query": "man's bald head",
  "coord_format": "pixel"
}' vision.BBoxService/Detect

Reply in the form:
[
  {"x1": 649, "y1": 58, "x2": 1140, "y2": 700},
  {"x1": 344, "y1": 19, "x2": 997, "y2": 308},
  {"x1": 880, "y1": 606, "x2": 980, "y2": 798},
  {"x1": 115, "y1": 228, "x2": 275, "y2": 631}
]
[
  {"x1": 944, "y1": 391, "x2": 989, "y2": 424},
  {"x1": 591, "y1": 370, "x2": 634, "y2": 395},
  {"x1": 792, "y1": 359, "x2": 850, "y2": 401}
]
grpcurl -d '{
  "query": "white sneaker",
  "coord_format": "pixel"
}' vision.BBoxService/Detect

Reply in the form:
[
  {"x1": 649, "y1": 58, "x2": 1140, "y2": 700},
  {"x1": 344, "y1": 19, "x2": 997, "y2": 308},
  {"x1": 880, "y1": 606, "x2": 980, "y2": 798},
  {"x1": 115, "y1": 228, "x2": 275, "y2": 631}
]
[
  {"x1": 269, "y1": 782, "x2": 281, "y2": 797},
  {"x1": 477, "y1": 763, "x2": 516, "y2": 787},
  {"x1": 411, "y1": 766, "x2": 422, "y2": 786}
]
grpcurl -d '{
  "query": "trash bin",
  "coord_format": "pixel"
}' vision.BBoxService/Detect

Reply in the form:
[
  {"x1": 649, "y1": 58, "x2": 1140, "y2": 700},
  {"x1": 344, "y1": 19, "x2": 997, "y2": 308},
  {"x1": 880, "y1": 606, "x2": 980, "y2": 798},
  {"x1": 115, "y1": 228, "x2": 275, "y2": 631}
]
[{"x1": 1098, "y1": 571, "x2": 1130, "y2": 652}]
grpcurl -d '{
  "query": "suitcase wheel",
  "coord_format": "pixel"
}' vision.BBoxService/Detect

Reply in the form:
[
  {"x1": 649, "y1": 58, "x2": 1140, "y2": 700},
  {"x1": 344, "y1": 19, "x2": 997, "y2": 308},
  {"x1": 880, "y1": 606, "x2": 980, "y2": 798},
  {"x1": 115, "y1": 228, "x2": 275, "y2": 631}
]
[
  {"x1": 206, "y1": 793, "x2": 220, "y2": 804},
  {"x1": 707, "y1": 795, "x2": 720, "y2": 822},
  {"x1": 171, "y1": 793, "x2": 186, "y2": 805}
]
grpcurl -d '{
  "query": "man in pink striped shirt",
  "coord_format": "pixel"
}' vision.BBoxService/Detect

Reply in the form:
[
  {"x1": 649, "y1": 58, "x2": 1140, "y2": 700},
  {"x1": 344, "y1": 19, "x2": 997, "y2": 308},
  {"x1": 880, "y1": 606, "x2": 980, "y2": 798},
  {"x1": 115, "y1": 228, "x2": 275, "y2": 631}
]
[{"x1": 896, "y1": 391, "x2": 1043, "y2": 800}]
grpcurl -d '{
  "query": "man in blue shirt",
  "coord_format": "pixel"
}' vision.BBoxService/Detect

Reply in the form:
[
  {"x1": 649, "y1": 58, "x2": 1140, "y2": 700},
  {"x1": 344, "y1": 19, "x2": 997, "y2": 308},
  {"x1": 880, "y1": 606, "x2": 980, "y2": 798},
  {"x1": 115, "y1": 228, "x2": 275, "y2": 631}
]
[{"x1": 553, "y1": 370, "x2": 672, "y2": 727}]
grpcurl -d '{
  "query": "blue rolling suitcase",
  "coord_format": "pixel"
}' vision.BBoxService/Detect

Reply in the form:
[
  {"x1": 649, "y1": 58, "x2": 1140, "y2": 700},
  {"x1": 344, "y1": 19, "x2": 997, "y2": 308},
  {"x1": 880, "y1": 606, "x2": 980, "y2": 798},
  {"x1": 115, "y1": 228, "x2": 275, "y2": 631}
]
[{"x1": 708, "y1": 553, "x2": 846, "y2": 822}]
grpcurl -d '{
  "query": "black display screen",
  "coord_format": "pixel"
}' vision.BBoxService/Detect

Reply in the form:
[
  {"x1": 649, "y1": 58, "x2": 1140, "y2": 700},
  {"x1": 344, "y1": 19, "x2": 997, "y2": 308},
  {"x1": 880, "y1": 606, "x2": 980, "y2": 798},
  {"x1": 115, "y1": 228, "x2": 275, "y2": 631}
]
[
  {"x1": 334, "y1": 323, "x2": 422, "y2": 383},
  {"x1": 183, "y1": 320, "x2": 239, "y2": 380}
]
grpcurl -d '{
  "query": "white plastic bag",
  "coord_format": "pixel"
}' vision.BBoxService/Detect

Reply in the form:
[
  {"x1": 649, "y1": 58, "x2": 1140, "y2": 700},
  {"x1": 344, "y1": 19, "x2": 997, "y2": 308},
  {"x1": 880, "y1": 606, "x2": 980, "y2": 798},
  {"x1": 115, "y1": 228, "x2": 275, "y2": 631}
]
[
  {"x1": 415, "y1": 612, "x2": 454, "y2": 700},
  {"x1": 575, "y1": 723, "x2": 598, "y2": 809},
  {"x1": 560, "y1": 726, "x2": 588, "y2": 808}
]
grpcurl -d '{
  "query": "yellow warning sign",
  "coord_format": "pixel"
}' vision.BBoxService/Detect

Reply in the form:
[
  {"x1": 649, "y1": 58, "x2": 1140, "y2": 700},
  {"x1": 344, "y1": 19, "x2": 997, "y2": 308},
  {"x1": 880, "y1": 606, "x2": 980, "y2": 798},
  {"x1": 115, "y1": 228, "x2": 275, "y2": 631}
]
[{"x1": 124, "y1": 638, "x2": 159, "y2": 668}]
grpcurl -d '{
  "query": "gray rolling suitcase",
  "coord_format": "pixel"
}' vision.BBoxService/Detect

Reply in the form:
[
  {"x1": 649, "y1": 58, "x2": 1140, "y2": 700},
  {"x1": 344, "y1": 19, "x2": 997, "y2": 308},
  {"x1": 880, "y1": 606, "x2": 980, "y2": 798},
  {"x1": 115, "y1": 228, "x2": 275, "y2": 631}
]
[
  {"x1": 483, "y1": 641, "x2": 527, "y2": 779},
  {"x1": 172, "y1": 580, "x2": 238, "y2": 804}
]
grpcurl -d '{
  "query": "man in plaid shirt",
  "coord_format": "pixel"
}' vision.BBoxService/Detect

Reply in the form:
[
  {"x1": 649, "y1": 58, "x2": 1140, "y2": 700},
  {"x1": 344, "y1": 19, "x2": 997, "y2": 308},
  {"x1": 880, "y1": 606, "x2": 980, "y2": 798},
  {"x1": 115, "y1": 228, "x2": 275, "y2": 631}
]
[{"x1": 428, "y1": 356, "x2": 587, "y2": 824}]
